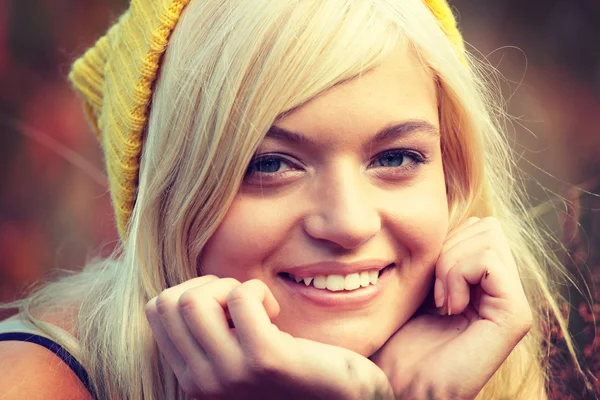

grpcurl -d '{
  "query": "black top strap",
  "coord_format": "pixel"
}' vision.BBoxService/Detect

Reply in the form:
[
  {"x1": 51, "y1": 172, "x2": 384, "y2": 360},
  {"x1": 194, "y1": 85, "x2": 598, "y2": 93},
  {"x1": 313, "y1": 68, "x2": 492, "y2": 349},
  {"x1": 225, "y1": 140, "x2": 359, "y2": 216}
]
[{"x1": 0, "y1": 332, "x2": 97, "y2": 399}]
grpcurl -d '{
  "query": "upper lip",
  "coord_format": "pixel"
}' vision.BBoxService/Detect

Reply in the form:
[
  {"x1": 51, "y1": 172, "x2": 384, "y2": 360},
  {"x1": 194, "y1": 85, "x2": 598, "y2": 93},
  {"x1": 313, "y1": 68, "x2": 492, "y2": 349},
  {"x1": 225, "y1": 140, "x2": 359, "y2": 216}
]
[{"x1": 280, "y1": 260, "x2": 394, "y2": 278}]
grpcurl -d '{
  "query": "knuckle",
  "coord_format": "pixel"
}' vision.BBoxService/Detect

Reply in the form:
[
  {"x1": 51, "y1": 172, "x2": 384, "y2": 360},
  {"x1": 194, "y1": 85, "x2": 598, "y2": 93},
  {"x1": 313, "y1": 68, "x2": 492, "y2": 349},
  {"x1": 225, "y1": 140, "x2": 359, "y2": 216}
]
[
  {"x1": 155, "y1": 291, "x2": 178, "y2": 315},
  {"x1": 480, "y1": 248, "x2": 499, "y2": 265},
  {"x1": 517, "y1": 304, "x2": 534, "y2": 333},
  {"x1": 509, "y1": 313, "x2": 533, "y2": 338},
  {"x1": 244, "y1": 279, "x2": 268, "y2": 293},
  {"x1": 144, "y1": 298, "x2": 158, "y2": 316},
  {"x1": 500, "y1": 300, "x2": 533, "y2": 335},
  {"x1": 247, "y1": 278, "x2": 267, "y2": 288},
  {"x1": 219, "y1": 277, "x2": 243, "y2": 289},
  {"x1": 226, "y1": 286, "x2": 247, "y2": 305},
  {"x1": 476, "y1": 229, "x2": 498, "y2": 251},
  {"x1": 481, "y1": 216, "x2": 502, "y2": 231},
  {"x1": 445, "y1": 262, "x2": 462, "y2": 282},
  {"x1": 177, "y1": 289, "x2": 200, "y2": 313},
  {"x1": 227, "y1": 279, "x2": 264, "y2": 304},
  {"x1": 435, "y1": 254, "x2": 454, "y2": 277},
  {"x1": 196, "y1": 274, "x2": 221, "y2": 286},
  {"x1": 466, "y1": 216, "x2": 480, "y2": 224}
]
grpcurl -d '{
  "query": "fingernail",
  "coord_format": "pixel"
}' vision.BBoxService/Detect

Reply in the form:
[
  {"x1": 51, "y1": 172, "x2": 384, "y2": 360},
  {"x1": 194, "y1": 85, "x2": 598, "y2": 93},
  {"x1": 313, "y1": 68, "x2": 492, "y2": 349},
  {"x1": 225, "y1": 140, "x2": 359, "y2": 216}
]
[{"x1": 434, "y1": 279, "x2": 445, "y2": 308}]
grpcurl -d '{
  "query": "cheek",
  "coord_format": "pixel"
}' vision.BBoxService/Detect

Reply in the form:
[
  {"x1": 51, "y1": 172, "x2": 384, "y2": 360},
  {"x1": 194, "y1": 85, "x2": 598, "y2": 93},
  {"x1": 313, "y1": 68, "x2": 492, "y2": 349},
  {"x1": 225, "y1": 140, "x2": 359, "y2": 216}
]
[
  {"x1": 400, "y1": 196, "x2": 448, "y2": 254},
  {"x1": 381, "y1": 176, "x2": 448, "y2": 316},
  {"x1": 387, "y1": 176, "x2": 449, "y2": 270},
  {"x1": 199, "y1": 196, "x2": 293, "y2": 280}
]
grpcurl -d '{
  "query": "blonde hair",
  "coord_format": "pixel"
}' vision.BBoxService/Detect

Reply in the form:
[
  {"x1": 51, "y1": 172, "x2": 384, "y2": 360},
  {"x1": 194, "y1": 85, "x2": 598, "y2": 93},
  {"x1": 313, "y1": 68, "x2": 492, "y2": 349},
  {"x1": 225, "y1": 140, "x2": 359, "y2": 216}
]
[{"x1": 5, "y1": 0, "x2": 585, "y2": 398}]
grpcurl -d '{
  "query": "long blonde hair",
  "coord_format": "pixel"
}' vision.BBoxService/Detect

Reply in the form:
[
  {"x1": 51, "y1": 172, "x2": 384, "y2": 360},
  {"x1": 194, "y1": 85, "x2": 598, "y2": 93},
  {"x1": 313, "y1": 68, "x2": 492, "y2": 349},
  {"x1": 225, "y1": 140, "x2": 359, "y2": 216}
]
[{"x1": 6, "y1": 0, "x2": 585, "y2": 398}]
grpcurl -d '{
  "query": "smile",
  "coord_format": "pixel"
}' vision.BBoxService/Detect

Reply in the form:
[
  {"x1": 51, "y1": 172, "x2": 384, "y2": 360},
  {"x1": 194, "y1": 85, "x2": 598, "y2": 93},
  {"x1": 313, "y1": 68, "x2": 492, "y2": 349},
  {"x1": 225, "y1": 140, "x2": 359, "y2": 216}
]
[
  {"x1": 278, "y1": 263, "x2": 395, "y2": 292},
  {"x1": 278, "y1": 263, "x2": 395, "y2": 309}
]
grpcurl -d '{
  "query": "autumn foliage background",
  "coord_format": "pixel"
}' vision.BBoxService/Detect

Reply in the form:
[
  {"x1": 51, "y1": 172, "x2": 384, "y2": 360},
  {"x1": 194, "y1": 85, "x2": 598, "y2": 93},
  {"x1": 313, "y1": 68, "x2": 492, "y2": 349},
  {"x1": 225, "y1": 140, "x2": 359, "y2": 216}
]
[{"x1": 0, "y1": 0, "x2": 599, "y2": 395}]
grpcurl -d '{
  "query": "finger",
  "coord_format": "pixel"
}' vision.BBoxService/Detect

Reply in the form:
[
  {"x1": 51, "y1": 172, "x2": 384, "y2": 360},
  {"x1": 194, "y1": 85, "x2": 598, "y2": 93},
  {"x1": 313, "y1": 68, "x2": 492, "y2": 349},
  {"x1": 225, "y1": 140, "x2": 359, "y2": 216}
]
[
  {"x1": 442, "y1": 217, "x2": 480, "y2": 250},
  {"x1": 155, "y1": 276, "x2": 221, "y2": 377},
  {"x1": 145, "y1": 297, "x2": 187, "y2": 378},
  {"x1": 435, "y1": 218, "x2": 485, "y2": 308},
  {"x1": 447, "y1": 220, "x2": 514, "y2": 271},
  {"x1": 178, "y1": 278, "x2": 245, "y2": 377},
  {"x1": 445, "y1": 249, "x2": 507, "y2": 316},
  {"x1": 438, "y1": 229, "x2": 509, "y2": 280},
  {"x1": 226, "y1": 280, "x2": 281, "y2": 357},
  {"x1": 442, "y1": 217, "x2": 503, "y2": 254},
  {"x1": 434, "y1": 225, "x2": 515, "y2": 309},
  {"x1": 146, "y1": 276, "x2": 219, "y2": 373}
]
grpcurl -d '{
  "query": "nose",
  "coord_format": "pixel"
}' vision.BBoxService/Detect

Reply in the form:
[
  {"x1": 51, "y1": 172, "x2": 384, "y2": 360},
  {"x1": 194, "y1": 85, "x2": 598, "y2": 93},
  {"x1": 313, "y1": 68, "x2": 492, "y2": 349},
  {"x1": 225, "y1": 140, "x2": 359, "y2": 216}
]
[{"x1": 303, "y1": 167, "x2": 381, "y2": 250}]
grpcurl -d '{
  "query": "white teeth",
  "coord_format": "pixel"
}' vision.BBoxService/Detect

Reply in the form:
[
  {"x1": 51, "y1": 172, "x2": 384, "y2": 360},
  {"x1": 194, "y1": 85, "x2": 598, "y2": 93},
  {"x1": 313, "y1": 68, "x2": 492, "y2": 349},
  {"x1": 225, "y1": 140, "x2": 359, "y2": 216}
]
[
  {"x1": 313, "y1": 275, "x2": 327, "y2": 289},
  {"x1": 287, "y1": 268, "x2": 387, "y2": 291},
  {"x1": 344, "y1": 273, "x2": 361, "y2": 290},
  {"x1": 359, "y1": 271, "x2": 370, "y2": 287},
  {"x1": 326, "y1": 275, "x2": 346, "y2": 291},
  {"x1": 369, "y1": 270, "x2": 378, "y2": 285}
]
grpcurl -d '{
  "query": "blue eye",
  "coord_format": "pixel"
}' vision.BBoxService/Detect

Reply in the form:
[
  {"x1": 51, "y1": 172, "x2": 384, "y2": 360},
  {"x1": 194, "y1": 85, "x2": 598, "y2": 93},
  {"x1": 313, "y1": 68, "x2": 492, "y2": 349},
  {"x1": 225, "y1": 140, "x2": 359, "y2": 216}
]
[
  {"x1": 245, "y1": 155, "x2": 296, "y2": 176},
  {"x1": 244, "y1": 154, "x2": 302, "y2": 187},
  {"x1": 371, "y1": 150, "x2": 424, "y2": 168},
  {"x1": 251, "y1": 157, "x2": 285, "y2": 173},
  {"x1": 376, "y1": 152, "x2": 409, "y2": 167},
  {"x1": 247, "y1": 157, "x2": 293, "y2": 174}
]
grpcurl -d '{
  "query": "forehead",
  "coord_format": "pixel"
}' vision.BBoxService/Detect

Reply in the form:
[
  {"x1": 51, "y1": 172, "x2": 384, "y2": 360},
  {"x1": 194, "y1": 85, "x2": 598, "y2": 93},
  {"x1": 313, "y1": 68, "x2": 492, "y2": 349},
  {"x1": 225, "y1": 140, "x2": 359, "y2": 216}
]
[{"x1": 275, "y1": 43, "x2": 438, "y2": 143}]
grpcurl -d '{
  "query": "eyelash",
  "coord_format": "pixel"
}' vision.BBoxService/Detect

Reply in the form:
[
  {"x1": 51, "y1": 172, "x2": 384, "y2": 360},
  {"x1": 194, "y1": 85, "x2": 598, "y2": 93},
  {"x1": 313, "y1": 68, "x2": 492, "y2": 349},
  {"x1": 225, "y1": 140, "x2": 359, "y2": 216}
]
[
  {"x1": 244, "y1": 149, "x2": 427, "y2": 184},
  {"x1": 244, "y1": 154, "x2": 300, "y2": 184},
  {"x1": 367, "y1": 149, "x2": 426, "y2": 170}
]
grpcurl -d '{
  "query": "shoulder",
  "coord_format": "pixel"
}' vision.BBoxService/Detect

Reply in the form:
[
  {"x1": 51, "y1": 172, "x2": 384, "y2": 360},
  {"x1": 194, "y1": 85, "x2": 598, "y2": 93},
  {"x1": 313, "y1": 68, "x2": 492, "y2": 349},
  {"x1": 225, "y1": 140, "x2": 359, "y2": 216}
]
[
  {"x1": 0, "y1": 307, "x2": 90, "y2": 400},
  {"x1": 0, "y1": 339, "x2": 92, "y2": 400}
]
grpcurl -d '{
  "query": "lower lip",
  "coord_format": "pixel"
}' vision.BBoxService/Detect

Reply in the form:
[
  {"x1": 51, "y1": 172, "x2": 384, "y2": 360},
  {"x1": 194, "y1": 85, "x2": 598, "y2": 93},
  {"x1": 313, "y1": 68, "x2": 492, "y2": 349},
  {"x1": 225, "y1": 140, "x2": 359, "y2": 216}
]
[{"x1": 278, "y1": 267, "x2": 393, "y2": 309}]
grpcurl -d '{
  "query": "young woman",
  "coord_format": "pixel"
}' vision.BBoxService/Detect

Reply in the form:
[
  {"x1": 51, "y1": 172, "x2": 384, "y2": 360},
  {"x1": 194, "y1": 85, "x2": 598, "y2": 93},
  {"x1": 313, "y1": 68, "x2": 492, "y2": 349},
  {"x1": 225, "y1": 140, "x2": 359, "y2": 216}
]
[{"x1": 0, "y1": 0, "x2": 585, "y2": 398}]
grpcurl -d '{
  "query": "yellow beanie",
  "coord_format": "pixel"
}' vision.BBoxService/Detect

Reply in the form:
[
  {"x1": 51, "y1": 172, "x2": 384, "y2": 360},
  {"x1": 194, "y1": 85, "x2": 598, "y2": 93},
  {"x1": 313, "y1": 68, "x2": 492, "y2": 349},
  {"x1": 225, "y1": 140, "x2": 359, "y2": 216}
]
[{"x1": 69, "y1": 0, "x2": 464, "y2": 239}]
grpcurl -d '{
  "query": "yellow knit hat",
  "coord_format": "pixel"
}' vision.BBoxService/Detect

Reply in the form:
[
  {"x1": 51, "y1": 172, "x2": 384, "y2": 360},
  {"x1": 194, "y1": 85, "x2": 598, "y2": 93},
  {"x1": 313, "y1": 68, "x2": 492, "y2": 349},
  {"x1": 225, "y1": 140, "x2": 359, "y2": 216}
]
[{"x1": 69, "y1": 0, "x2": 464, "y2": 239}]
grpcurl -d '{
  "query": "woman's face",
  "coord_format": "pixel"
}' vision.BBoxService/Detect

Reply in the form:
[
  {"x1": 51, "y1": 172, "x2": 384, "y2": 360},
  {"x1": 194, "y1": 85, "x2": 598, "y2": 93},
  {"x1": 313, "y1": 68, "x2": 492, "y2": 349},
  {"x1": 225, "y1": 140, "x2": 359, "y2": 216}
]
[{"x1": 201, "y1": 44, "x2": 449, "y2": 356}]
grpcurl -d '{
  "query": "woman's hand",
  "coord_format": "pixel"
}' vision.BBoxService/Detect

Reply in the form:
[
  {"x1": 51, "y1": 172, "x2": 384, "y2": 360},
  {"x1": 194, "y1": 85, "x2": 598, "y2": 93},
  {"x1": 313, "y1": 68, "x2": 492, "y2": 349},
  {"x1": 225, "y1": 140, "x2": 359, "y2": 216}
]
[
  {"x1": 145, "y1": 277, "x2": 393, "y2": 400},
  {"x1": 371, "y1": 217, "x2": 533, "y2": 400}
]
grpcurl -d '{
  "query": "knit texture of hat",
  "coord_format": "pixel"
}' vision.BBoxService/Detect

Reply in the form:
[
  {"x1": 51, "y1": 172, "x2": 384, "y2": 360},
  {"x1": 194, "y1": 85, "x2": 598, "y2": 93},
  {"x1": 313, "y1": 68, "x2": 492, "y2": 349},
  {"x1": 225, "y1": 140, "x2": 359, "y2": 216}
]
[{"x1": 69, "y1": 0, "x2": 464, "y2": 240}]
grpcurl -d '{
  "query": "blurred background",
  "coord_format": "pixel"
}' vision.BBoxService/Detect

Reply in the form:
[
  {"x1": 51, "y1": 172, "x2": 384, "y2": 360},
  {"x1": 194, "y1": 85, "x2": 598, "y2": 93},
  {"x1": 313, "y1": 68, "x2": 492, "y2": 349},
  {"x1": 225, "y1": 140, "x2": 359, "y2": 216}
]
[{"x1": 0, "y1": 0, "x2": 598, "y2": 397}]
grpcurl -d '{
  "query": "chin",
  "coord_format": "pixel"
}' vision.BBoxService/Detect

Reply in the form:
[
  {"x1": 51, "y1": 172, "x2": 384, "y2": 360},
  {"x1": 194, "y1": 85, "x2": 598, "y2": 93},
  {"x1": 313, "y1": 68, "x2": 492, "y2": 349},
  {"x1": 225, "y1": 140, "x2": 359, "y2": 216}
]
[
  {"x1": 275, "y1": 316, "x2": 396, "y2": 357},
  {"x1": 327, "y1": 334, "x2": 386, "y2": 357}
]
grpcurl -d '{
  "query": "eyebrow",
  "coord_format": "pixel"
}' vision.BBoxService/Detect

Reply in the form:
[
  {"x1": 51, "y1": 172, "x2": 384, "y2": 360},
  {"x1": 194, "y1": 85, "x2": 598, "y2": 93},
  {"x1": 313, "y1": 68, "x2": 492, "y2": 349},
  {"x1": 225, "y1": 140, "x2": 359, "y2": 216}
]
[{"x1": 265, "y1": 120, "x2": 439, "y2": 148}]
